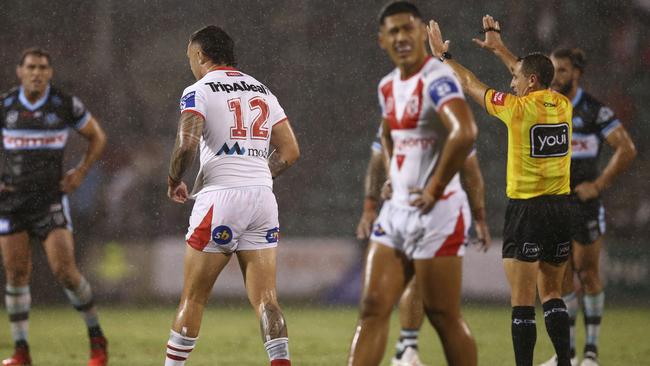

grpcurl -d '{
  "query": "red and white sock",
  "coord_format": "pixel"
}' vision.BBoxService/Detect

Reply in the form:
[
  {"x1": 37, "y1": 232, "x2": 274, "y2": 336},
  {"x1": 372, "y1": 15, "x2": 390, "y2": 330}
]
[
  {"x1": 165, "y1": 329, "x2": 197, "y2": 366},
  {"x1": 264, "y1": 337, "x2": 290, "y2": 365}
]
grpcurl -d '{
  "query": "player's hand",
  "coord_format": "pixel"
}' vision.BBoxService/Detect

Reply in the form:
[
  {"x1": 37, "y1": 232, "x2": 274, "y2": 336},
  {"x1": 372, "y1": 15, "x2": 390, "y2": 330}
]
[
  {"x1": 356, "y1": 209, "x2": 378, "y2": 240},
  {"x1": 409, "y1": 188, "x2": 437, "y2": 214},
  {"x1": 426, "y1": 20, "x2": 450, "y2": 59},
  {"x1": 472, "y1": 15, "x2": 504, "y2": 52},
  {"x1": 60, "y1": 167, "x2": 87, "y2": 193},
  {"x1": 472, "y1": 218, "x2": 492, "y2": 252},
  {"x1": 380, "y1": 180, "x2": 393, "y2": 201},
  {"x1": 574, "y1": 181, "x2": 600, "y2": 202},
  {"x1": 168, "y1": 181, "x2": 189, "y2": 203}
]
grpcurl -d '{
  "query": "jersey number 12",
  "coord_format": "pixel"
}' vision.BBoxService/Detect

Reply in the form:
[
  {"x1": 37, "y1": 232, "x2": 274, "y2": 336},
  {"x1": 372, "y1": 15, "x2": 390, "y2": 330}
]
[{"x1": 227, "y1": 97, "x2": 269, "y2": 140}]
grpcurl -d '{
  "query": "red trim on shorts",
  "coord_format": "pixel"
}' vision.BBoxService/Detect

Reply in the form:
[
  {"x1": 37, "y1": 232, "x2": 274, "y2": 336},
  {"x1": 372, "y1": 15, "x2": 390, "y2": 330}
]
[
  {"x1": 187, "y1": 205, "x2": 214, "y2": 251},
  {"x1": 434, "y1": 209, "x2": 465, "y2": 257},
  {"x1": 166, "y1": 353, "x2": 187, "y2": 361},
  {"x1": 271, "y1": 359, "x2": 291, "y2": 366},
  {"x1": 181, "y1": 109, "x2": 205, "y2": 119}
]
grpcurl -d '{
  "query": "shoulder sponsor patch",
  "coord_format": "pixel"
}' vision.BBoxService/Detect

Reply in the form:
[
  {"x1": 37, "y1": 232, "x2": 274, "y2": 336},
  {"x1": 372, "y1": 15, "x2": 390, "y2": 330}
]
[
  {"x1": 428, "y1": 76, "x2": 460, "y2": 106},
  {"x1": 180, "y1": 91, "x2": 196, "y2": 109},
  {"x1": 491, "y1": 91, "x2": 506, "y2": 106}
]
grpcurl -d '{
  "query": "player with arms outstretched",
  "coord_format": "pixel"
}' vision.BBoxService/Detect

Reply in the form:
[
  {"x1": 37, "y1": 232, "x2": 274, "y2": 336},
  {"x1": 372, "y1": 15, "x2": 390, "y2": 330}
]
[
  {"x1": 163, "y1": 26, "x2": 299, "y2": 366},
  {"x1": 0, "y1": 48, "x2": 108, "y2": 366},
  {"x1": 348, "y1": 2, "x2": 482, "y2": 365}
]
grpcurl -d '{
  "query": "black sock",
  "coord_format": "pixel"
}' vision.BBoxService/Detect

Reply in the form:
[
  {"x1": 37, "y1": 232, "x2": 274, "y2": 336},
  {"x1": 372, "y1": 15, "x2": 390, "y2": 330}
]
[
  {"x1": 14, "y1": 340, "x2": 28, "y2": 349},
  {"x1": 543, "y1": 299, "x2": 571, "y2": 366},
  {"x1": 511, "y1": 306, "x2": 536, "y2": 366},
  {"x1": 88, "y1": 325, "x2": 104, "y2": 338}
]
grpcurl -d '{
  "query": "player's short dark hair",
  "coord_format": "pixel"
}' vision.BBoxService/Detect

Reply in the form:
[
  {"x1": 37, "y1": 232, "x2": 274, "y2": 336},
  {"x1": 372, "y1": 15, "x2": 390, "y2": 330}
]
[
  {"x1": 378, "y1": 1, "x2": 422, "y2": 25},
  {"x1": 189, "y1": 25, "x2": 236, "y2": 67},
  {"x1": 19, "y1": 47, "x2": 51, "y2": 66},
  {"x1": 518, "y1": 53, "x2": 555, "y2": 88},
  {"x1": 551, "y1": 48, "x2": 587, "y2": 72}
]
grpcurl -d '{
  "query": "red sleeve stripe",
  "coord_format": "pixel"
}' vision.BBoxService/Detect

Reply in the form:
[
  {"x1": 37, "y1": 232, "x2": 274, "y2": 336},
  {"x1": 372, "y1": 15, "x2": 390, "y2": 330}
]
[{"x1": 181, "y1": 109, "x2": 205, "y2": 119}]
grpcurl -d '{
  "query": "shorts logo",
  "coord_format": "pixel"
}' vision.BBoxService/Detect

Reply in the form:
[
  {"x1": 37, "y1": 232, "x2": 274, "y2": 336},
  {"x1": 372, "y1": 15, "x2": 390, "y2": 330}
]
[
  {"x1": 212, "y1": 225, "x2": 233, "y2": 245},
  {"x1": 530, "y1": 123, "x2": 569, "y2": 158},
  {"x1": 0, "y1": 219, "x2": 10, "y2": 234},
  {"x1": 373, "y1": 224, "x2": 386, "y2": 237},
  {"x1": 180, "y1": 91, "x2": 196, "y2": 110},
  {"x1": 491, "y1": 91, "x2": 506, "y2": 106},
  {"x1": 428, "y1": 77, "x2": 460, "y2": 106},
  {"x1": 522, "y1": 242, "x2": 540, "y2": 259},
  {"x1": 266, "y1": 227, "x2": 280, "y2": 243},
  {"x1": 556, "y1": 241, "x2": 570, "y2": 258}
]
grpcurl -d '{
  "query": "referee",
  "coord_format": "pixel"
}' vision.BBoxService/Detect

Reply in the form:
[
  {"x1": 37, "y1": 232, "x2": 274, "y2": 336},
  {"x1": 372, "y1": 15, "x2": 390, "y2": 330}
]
[{"x1": 426, "y1": 17, "x2": 573, "y2": 366}]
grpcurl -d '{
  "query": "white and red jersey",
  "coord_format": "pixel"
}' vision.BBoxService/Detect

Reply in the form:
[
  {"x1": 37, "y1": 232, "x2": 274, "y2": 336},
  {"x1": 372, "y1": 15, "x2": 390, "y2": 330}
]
[
  {"x1": 179, "y1": 66, "x2": 287, "y2": 196},
  {"x1": 378, "y1": 57, "x2": 466, "y2": 207}
]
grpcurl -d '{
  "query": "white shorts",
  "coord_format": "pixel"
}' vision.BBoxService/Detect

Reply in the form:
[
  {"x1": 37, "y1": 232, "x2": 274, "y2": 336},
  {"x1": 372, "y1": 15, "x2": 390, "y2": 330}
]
[
  {"x1": 185, "y1": 186, "x2": 279, "y2": 253},
  {"x1": 370, "y1": 190, "x2": 470, "y2": 259}
]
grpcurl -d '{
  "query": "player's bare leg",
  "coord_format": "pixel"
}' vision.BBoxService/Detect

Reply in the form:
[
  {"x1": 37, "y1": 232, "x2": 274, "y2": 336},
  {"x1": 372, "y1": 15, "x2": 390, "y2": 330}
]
[
  {"x1": 43, "y1": 228, "x2": 107, "y2": 366},
  {"x1": 415, "y1": 256, "x2": 475, "y2": 366},
  {"x1": 573, "y1": 239, "x2": 604, "y2": 364},
  {"x1": 237, "y1": 248, "x2": 290, "y2": 365},
  {"x1": 165, "y1": 246, "x2": 231, "y2": 365},
  {"x1": 392, "y1": 277, "x2": 427, "y2": 365},
  {"x1": 0, "y1": 232, "x2": 32, "y2": 366},
  {"x1": 348, "y1": 242, "x2": 411, "y2": 366}
]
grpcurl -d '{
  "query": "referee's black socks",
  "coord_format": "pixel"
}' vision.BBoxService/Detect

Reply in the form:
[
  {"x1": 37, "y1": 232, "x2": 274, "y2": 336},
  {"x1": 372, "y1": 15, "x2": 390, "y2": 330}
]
[
  {"x1": 511, "y1": 306, "x2": 536, "y2": 366},
  {"x1": 543, "y1": 298, "x2": 571, "y2": 366}
]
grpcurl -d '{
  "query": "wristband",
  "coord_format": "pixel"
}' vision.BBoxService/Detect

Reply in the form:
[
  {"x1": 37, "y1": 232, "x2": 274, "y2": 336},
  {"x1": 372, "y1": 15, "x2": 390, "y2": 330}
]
[{"x1": 439, "y1": 52, "x2": 452, "y2": 62}]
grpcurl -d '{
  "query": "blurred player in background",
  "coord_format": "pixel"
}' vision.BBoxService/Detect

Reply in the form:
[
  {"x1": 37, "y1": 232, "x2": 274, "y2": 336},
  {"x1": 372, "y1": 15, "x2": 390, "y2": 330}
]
[
  {"x1": 428, "y1": 15, "x2": 575, "y2": 366},
  {"x1": 348, "y1": 2, "x2": 483, "y2": 365},
  {"x1": 356, "y1": 126, "x2": 489, "y2": 366},
  {"x1": 0, "y1": 48, "x2": 108, "y2": 366},
  {"x1": 163, "y1": 26, "x2": 299, "y2": 366},
  {"x1": 472, "y1": 22, "x2": 637, "y2": 365}
]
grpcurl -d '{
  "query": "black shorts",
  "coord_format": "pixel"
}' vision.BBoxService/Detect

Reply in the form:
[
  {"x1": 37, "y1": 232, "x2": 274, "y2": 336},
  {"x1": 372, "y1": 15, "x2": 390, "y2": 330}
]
[
  {"x1": 570, "y1": 195, "x2": 605, "y2": 245},
  {"x1": 502, "y1": 195, "x2": 571, "y2": 264},
  {"x1": 0, "y1": 191, "x2": 72, "y2": 241}
]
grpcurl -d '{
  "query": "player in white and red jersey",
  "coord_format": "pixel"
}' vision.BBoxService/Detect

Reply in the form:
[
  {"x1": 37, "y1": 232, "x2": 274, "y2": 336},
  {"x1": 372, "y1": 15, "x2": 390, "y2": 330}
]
[
  {"x1": 347, "y1": 2, "x2": 483, "y2": 366},
  {"x1": 163, "y1": 26, "x2": 299, "y2": 366}
]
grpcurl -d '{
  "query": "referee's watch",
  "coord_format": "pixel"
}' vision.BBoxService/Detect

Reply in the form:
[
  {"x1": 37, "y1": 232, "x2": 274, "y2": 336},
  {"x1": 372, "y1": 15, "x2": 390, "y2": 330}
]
[{"x1": 439, "y1": 52, "x2": 452, "y2": 62}]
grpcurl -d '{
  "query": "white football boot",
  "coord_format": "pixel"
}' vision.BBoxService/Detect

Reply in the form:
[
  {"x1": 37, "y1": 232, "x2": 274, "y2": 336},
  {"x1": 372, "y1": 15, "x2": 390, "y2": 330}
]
[
  {"x1": 579, "y1": 352, "x2": 599, "y2": 366},
  {"x1": 539, "y1": 354, "x2": 579, "y2": 366},
  {"x1": 390, "y1": 347, "x2": 428, "y2": 366}
]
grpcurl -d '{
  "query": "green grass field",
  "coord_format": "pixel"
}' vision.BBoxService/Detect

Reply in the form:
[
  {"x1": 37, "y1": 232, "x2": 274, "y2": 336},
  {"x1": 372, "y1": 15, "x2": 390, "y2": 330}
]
[{"x1": 0, "y1": 305, "x2": 648, "y2": 365}]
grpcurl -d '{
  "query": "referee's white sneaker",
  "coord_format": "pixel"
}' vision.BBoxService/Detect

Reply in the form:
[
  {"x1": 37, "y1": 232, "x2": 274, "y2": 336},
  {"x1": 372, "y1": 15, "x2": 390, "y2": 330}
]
[
  {"x1": 539, "y1": 354, "x2": 578, "y2": 366},
  {"x1": 390, "y1": 347, "x2": 428, "y2": 366},
  {"x1": 579, "y1": 353, "x2": 599, "y2": 366}
]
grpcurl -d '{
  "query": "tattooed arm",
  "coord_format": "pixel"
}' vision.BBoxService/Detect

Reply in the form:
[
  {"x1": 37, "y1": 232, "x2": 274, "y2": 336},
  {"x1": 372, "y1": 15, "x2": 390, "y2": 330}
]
[
  {"x1": 167, "y1": 111, "x2": 204, "y2": 203},
  {"x1": 268, "y1": 119, "x2": 300, "y2": 178},
  {"x1": 356, "y1": 148, "x2": 386, "y2": 240}
]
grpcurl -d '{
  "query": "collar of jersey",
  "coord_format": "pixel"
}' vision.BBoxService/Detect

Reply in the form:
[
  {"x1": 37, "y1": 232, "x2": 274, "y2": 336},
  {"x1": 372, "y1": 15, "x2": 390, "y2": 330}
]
[
  {"x1": 571, "y1": 87, "x2": 584, "y2": 107},
  {"x1": 18, "y1": 84, "x2": 51, "y2": 111},
  {"x1": 207, "y1": 66, "x2": 238, "y2": 74}
]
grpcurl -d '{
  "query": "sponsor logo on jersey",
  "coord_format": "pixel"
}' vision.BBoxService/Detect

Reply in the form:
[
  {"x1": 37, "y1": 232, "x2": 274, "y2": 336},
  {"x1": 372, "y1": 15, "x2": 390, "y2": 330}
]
[
  {"x1": 394, "y1": 136, "x2": 437, "y2": 151},
  {"x1": 428, "y1": 76, "x2": 460, "y2": 106},
  {"x1": 530, "y1": 123, "x2": 569, "y2": 158},
  {"x1": 0, "y1": 218, "x2": 10, "y2": 234},
  {"x1": 5, "y1": 111, "x2": 18, "y2": 127},
  {"x1": 50, "y1": 95, "x2": 62, "y2": 106},
  {"x1": 555, "y1": 241, "x2": 570, "y2": 258},
  {"x1": 212, "y1": 225, "x2": 233, "y2": 245},
  {"x1": 491, "y1": 91, "x2": 506, "y2": 106},
  {"x1": 597, "y1": 106, "x2": 614, "y2": 124},
  {"x1": 2, "y1": 129, "x2": 69, "y2": 150},
  {"x1": 571, "y1": 133, "x2": 599, "y2": 159},
  {"x1": 522, "y1": 242, "x2": 540, "y2": 259},
  {"x1": 180, "y1": 91, "x2": 196, "y2": 109},
  {"x1": 204, "y1": 81, "x2": 268, "y2": 95},
  {"x1": 216, "y1": 142, "x2": 269, "y2": 158},
  {"x1": 226, "y1": 71, "x2": 243, "y2": 77},
  {"x1": 3, "y1": 97, "x2": 14, "y2": 107},
  {"x1": 405, "y1": 95, "x2": 420, "y2": 117},
  {"x1": 385, "y1": 96, "x2": 395, "y2": 115},
  {"x1": 572, "y1": 116, "x2": 584, "y2": 129},
  {"x1": 266, "y1": 227, "x2": 280, "y2": 243}
]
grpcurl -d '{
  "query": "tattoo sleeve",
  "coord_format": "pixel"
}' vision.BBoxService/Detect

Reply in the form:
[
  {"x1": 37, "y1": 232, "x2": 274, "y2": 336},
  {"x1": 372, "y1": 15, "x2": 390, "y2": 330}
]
[
  {"x1": 268, "y1": 151, "x2": 290, "y2": 179},
  {"x1": 168, "y1": 112, "x2": 204, "y2": 183},
  {"x1": 365, "y1": 150, "x2": 386, "y2": 201}
]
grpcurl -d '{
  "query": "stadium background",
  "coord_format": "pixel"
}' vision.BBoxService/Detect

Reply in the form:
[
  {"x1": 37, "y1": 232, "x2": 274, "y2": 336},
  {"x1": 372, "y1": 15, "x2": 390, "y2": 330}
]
[{"x1": 0, "y1": 1, "x2": 648, "y2": 364}]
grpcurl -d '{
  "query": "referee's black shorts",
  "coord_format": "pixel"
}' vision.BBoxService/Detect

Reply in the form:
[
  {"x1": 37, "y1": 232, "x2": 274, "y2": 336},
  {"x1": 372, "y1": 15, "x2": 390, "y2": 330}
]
[{"x1": 502, "y1": 194, "x2": 571, "y2": 264}]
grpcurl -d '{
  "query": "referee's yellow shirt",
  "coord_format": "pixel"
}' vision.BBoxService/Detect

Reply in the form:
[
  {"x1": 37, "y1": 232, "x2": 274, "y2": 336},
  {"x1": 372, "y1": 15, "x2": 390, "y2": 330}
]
[{"x1": 485, "y1": 89, "x2": 572, "y2": 199}]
